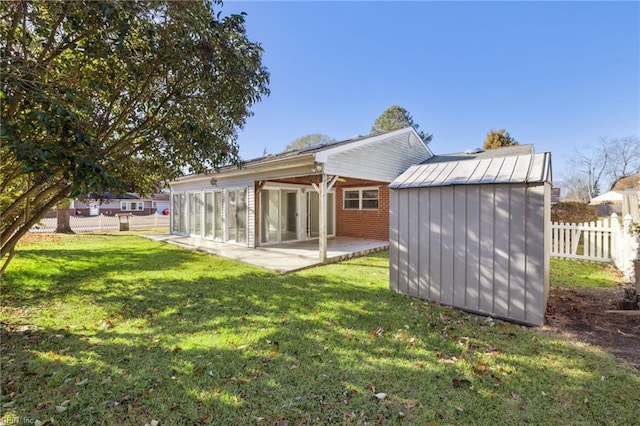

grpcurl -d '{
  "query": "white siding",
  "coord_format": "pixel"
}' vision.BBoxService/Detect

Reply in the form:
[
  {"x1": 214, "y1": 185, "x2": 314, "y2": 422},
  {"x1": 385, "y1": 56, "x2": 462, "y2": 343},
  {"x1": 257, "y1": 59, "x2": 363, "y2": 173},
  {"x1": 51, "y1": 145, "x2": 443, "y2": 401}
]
[{"x1": 321, "y1": 131, "x2": 432, "y2": 182}]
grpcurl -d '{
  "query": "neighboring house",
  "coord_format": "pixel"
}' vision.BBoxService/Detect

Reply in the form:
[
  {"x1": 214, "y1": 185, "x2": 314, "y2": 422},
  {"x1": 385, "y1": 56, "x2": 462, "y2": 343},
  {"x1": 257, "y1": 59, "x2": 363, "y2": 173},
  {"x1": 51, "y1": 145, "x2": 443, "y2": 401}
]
[
  {"x1": 70, "y1": 192, "x2": 170, "y2": 216},
  {"x1": 169, "y1": 127, "x2": 433, "y2": 260},
  {"x1": 589, "y1": 190, "x2": 640, "y2": 217}
]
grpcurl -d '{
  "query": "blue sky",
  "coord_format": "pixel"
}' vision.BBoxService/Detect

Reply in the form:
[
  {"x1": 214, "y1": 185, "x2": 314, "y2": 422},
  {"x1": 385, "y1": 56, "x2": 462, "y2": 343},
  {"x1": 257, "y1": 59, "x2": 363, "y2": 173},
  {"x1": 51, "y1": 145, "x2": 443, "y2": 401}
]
[{"x1": 222, "y1": 1, "x2": 639, "y2": 177}]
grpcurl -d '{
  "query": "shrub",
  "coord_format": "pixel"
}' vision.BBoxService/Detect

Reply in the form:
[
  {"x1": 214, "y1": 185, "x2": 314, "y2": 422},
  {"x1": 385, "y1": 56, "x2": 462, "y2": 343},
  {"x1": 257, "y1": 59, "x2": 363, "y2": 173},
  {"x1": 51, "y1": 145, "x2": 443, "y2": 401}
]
[{"x1": 551, "y1": 201, "x2": 598, "y2": 223}]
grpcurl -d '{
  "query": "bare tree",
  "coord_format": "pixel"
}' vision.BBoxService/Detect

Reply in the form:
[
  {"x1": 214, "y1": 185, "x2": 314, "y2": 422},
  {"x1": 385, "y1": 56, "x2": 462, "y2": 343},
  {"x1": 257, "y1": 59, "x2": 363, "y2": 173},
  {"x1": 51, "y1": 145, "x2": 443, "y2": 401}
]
[
  {"x1": 569, "y1": 138, "x2": 610, "y2": 200},
  {"x1": 567, "y1": 136, "x2": 640, "y2": 201},
  {"x1": 606, "y1": 136, "x2": 640, "y2": 189},
  {"x1": 557, "y1": 172, "x2": 591, "y2": 203}
]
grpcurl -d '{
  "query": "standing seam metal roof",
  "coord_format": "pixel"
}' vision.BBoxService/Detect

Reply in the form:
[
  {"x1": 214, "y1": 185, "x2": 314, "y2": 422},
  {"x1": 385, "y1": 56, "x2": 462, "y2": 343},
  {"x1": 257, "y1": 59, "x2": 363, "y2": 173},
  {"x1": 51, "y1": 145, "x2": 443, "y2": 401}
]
[{"x1": 389, "y1": 152, "x2": 552, "y2": 189}]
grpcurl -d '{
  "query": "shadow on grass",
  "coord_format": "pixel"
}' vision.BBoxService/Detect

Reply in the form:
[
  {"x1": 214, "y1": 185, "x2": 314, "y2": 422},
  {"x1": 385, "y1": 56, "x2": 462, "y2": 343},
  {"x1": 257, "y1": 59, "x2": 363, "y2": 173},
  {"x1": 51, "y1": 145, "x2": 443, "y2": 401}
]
[{"x1": 2, "y1": 236, "x2": 639, "y2": 424}]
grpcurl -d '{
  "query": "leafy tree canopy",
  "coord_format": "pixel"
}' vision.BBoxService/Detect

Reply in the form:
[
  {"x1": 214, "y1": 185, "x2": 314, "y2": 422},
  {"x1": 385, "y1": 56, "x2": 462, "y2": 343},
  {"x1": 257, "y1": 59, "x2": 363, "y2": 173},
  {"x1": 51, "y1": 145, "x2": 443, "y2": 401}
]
[
  {"x1": 483, "y1": 129, "x2": 519, "y2": 150},
  {"x1": 370, "y1": 105, "x2": 432, "y2": 143},
  {"x1": 283, "y1": 133, "x2": 336, "y2": 152},
  {"x1": 0, "y1": 0, "x2": 269, "y2": 274}
]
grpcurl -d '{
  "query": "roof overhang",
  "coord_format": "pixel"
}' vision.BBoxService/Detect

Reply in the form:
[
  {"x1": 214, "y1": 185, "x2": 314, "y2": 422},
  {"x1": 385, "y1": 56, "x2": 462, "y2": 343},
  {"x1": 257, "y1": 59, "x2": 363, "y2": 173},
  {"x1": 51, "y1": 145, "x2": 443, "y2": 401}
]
[{"x1": 172, "y1": 154, "x2": 318, "y2": 186}]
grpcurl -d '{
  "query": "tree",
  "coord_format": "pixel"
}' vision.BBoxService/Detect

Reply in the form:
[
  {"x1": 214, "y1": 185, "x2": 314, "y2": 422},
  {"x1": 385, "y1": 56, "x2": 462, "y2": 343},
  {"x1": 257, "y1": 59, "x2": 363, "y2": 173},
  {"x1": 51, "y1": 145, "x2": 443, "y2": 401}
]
[
  {"x1": 556, "y1": 172, "x2": 592, "y2": 203},
  {"x1": 370, "y1": 105, "x2": 432, "y2": 142},
  {"x1": 283, "y1": 133, "x2": 336, "y2": 152},
  {"x1": 0, "y1": 1, "x2": 269, "y2": 275},
  {"x1": 605, "y1": 136, "x2": 640, "y2": 189},
  {"x1": 483, "y1": 129, "x2": 519, "y2": 150},
  {"x1": 566, "y1": 136, "x2": 639, "y2": 201}
]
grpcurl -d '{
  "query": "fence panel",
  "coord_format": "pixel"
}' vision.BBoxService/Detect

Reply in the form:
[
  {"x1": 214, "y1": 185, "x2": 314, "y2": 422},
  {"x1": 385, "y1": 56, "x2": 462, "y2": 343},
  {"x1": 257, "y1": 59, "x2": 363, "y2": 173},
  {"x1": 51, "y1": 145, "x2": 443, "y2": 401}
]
[
  {"x1": 551, "y1": 216, "x2": 619, "y2": 263},
  {"x1": 130, "y1": 214, "x2": 169, "y2": 229},
  {"x1": 70, "y1": 214, "x2": 119, "y2": 232},
  {"x1": 29, "y1": 214, "x2": 168, "y2": 233},
  {"x1": 30, "y1": 218, "x2": 57, "y2": 233}
]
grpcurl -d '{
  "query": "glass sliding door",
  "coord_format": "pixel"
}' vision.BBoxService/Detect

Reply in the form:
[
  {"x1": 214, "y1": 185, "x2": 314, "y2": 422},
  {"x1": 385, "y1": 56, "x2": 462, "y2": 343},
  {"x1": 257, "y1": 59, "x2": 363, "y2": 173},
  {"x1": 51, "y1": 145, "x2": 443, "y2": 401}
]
[
  {"x1": 188, "y1": 193, "x2": 196, "y2": 235},
  {"x1": 225, "y1": 188, "x2": 247, "y2": 243},
  {"x1": 280, "y1": 190, "x2": 298, "y2": 242},
  {"x1": 307, "y1": 191, "x2": 335, "y2": 239},
  {"x1": 172, "y1": 194, "x2": 181, "y2": 233},
  {"x1": 307, "y1": 191, "x2": 319, "y2": 238},
  {"x1": 193, "y1": 193, "x2": 202, "y2": 236},
  {"x1": 226, "y1": 189, "x2": 236, "y2": 242},
  {"x1": 261, "y1": 189, "x2": 279, "y2": 243},
  {"x1": 214, "y1": 191, "x2": 222, "y2": 240},
  {"x1": 260, "y1": 188, "x2": 299, "y2": 244},
  {"x1": 237, "y1": 188, "x2": 247, "y2": 242},
  {"x1": 204, "y1": 192, "x2": 213, "y2": 238}
]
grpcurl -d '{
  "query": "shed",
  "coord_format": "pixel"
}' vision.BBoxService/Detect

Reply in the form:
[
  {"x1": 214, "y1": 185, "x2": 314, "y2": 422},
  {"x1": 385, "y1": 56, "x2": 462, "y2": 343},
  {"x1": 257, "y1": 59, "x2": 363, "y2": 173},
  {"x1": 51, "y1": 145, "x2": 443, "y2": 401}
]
[{"x1": 389, "y1": 146, "x2": 553, "y2": 326}]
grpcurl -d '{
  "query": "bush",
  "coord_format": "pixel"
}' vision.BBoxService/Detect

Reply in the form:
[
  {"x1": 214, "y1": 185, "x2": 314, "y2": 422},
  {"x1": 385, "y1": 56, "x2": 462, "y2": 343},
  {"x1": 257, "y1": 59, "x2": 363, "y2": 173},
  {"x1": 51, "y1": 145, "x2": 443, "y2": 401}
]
[{"x1": 551, "y1": 201, "x2": 598, "y2": 223}]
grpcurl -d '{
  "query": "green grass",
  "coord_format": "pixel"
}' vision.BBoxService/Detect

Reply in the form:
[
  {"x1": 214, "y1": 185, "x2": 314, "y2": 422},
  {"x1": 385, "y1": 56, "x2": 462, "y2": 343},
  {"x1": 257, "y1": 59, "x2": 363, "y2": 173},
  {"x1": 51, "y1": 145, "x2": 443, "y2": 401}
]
[
  {"x1": 1, "y1": 234, "x2": 638, "y2": 425},
  {"x1": 550, "y1": 258, "x2": 622, "y2": 288}
]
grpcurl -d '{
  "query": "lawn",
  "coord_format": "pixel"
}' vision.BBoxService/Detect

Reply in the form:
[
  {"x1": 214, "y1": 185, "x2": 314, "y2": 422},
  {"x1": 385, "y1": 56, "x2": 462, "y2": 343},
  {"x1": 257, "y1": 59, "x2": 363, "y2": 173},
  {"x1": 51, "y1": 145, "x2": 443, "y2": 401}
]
[{"x1": 1, "y1": 234, "x2": 638, "y2": 425}]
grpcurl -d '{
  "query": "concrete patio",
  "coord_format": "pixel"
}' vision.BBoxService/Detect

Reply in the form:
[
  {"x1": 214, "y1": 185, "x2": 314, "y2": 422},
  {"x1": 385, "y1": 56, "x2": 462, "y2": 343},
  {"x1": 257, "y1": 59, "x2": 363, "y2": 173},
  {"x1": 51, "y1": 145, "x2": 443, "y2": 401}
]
[{"x1": 141, "y1": 234, "x2": 388, "y2": 274}]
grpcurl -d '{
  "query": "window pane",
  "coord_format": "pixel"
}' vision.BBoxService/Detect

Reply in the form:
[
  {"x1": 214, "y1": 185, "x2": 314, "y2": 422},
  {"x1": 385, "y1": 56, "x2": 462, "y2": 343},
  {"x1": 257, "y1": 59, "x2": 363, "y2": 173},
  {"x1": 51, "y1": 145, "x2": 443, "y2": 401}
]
[
  {"x1": 204, "y1": 192, "x2": 213, "y2": 238},
  {"x1": 362, "y1": 199, "x2": 379, "y2": 209},
  {"x1": 327, "y1": 193, "x2": 335, "y2": 235},
  {"x1": 214, "y1": 192, "x2": 222, "y2": 239},
  {"x1": 194, "y1": 194, "x2": 202, "y2": 235},
  {"x1": 237, "y1": 189, "x2": 247, "y2": 242},
  {"x1": 344, "y1": 199, "x2": 359, "y2": 209},
  {"x1": 362, "y1": 190, "x2": 378, "y2": 199},
  {"x1": 344, "y1": 191, "x2": 359, "y2": 199}
]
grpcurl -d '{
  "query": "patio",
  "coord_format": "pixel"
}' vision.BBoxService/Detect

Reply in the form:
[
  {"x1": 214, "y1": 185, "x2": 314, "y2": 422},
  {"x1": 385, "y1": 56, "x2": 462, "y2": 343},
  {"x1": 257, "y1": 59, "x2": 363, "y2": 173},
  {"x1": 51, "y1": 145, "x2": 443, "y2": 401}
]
[{"x1": 141, "y1": 234, "x2": 388, "y2": 274}]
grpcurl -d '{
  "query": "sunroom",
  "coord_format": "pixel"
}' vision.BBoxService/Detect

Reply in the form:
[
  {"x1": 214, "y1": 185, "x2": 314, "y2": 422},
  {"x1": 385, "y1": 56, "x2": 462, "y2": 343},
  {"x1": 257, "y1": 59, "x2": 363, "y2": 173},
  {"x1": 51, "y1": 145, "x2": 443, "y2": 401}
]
[{"x1": 169, "y1": 127, "x2": 432, "y2": 260}]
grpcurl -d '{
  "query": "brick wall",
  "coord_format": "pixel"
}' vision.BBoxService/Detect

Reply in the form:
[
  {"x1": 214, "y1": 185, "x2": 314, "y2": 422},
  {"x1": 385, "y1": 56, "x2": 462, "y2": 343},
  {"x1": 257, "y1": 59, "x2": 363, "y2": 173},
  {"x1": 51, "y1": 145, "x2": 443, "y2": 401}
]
[
  {"x1": 256, "y1": 176, "x2": 391, "y2": 241},
  {"x1": 335, "y1": 182, "x2": 389, "y2": 240}
]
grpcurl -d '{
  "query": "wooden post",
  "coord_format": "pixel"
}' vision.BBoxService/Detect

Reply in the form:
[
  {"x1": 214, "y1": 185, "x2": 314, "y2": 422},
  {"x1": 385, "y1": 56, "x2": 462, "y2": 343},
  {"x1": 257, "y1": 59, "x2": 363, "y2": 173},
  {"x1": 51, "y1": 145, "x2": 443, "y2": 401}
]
[{"x1": 319, "y1": 174, "x2": 327, "y2": 262}]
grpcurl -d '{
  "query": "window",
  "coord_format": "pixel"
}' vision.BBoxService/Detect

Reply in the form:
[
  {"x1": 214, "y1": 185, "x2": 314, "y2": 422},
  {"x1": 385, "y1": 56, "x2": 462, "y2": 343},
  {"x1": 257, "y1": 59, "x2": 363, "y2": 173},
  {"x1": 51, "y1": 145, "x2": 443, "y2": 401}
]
[
  {"x1": 343, "y1": 187, "x2": 379, "y2": 210},
  {"x1": 120, "y1": 201, "x2": 144, "y2": 211}
]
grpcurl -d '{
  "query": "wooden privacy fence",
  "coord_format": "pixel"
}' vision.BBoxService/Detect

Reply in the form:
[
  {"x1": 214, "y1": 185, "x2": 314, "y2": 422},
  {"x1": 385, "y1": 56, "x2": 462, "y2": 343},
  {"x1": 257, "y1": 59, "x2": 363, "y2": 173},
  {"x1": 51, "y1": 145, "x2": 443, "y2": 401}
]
[
  {"x1": 30, "y1": 213, "x2": 169, "y2": 233},
  {"x1": 551, "y1": 213, "x2": 638, "y2": 281}
]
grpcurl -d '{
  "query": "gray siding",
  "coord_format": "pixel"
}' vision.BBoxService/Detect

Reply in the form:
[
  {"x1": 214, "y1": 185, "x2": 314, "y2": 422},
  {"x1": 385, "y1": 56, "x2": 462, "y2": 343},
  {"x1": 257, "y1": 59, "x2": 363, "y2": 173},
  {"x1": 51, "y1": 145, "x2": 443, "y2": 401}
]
[
  {"x1": 321, "y1": 131, "x2": 432, "y2": 182},
  {"x1": 390, "y1": 182, "x2": 550, "y2": 326}
]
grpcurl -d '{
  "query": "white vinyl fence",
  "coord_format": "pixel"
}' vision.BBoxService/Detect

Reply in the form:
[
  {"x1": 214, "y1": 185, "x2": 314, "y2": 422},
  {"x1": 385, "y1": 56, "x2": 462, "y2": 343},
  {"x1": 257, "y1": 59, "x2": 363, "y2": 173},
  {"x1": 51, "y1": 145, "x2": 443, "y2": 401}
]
[
  {"x1": 551, "y1": 213, "x2": 639, "y2": 281},
  {"x1": 30, "y1": 213, "x2": 169, "y2": 233}
]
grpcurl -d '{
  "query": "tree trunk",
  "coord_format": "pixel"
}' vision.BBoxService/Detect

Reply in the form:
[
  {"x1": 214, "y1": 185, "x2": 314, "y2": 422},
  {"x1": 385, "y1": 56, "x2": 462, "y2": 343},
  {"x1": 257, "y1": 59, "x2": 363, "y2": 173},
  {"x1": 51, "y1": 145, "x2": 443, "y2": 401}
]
[{"x1": 56, "y1": 208, "x2": 74, "y2": 233}]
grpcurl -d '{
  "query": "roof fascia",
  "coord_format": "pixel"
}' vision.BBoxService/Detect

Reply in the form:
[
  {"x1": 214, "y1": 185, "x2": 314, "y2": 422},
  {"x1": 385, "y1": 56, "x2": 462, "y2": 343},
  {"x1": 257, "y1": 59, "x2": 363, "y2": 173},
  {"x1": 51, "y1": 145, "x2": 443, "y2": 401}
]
[{"x1": 172, "y1": 153, "x2": 317, "y2": 185}]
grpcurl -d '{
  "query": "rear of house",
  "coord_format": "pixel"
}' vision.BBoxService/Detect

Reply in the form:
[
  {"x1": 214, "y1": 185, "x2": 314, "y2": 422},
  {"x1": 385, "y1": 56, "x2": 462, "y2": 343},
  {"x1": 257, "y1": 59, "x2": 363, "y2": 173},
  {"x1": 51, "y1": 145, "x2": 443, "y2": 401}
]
[{"x1": 169, "y1": 128, "x2": 432, "y2": 258}]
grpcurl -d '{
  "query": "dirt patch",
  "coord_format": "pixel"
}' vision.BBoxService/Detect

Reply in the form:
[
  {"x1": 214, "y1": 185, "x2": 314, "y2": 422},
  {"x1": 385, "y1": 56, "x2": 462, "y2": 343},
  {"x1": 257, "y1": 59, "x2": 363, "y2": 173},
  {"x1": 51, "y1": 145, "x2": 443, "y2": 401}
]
[{"x1": 544, "y1": 285, "x2": 640, "y2": 372}]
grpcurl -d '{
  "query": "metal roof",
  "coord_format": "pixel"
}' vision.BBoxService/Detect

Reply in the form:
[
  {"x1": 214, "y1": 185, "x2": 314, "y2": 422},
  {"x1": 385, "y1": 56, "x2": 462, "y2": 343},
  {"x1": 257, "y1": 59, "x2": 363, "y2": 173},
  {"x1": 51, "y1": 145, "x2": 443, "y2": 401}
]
[{"x1": 390, "y1": 151, "x2": 552, "y2": 189}]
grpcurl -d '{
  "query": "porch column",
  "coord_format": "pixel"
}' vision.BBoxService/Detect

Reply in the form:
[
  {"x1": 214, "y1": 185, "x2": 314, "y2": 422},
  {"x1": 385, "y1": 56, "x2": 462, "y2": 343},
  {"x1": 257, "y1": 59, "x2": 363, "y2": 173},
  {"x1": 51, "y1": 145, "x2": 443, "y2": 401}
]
[{"x1": 319, "y1": 174, "x2": 327, "y2": 261}]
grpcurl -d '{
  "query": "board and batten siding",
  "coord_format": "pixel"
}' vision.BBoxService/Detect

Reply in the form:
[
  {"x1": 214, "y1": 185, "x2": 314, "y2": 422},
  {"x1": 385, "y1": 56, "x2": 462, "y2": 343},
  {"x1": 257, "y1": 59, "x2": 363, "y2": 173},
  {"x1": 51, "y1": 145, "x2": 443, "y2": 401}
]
[{"x1": 390, "y1": 181, "x2": 550, "y2": 327}]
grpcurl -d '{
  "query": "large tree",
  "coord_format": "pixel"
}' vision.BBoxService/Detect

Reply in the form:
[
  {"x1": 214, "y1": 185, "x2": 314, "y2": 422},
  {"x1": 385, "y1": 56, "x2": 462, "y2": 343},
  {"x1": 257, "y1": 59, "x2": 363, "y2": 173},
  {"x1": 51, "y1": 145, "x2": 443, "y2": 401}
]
[
  {"x1": 483, "y1": 129, "x2": 519, "y2": 150},
  {"x1": 0, "y1": 0, "x2": 269, "y2": 274},
  {"x1": 283, "y1": 133, "x2": 335, "y2": 152},
  {"x1": 370, "y1": 105, "x2": 432, "y2": 142}
]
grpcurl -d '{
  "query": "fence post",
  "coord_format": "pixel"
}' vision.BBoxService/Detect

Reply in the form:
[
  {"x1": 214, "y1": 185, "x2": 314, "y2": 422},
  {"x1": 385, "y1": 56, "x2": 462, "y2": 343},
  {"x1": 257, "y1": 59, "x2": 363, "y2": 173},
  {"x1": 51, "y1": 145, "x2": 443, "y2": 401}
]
[{"x1": 616, "y1": 214, "x2": 635, "y2": 282}]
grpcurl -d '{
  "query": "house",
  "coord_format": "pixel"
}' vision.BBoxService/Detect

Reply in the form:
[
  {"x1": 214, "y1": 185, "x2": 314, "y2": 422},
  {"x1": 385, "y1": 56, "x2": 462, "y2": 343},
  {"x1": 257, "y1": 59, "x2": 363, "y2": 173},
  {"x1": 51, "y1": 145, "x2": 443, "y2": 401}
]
[
  {"x1": 169, "y1": 127, "x2": 432, "y2": 260},
  {"x1": 389, "y1": 145, "x2": 553, "y2": 326},
  {"x1": 70, "y1": 192, "x2": 170, "y2": 216}
]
